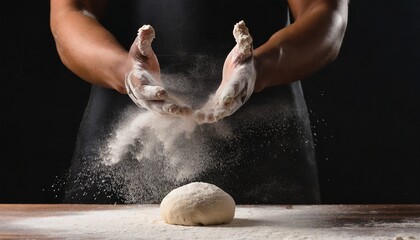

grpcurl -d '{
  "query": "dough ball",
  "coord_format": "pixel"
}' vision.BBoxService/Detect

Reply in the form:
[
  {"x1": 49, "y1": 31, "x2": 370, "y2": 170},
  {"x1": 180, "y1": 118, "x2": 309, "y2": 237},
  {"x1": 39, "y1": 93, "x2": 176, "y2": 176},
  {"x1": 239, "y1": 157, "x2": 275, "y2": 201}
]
[{"x1": 160, "y1": 182, "x2": 236, "y2": 226}]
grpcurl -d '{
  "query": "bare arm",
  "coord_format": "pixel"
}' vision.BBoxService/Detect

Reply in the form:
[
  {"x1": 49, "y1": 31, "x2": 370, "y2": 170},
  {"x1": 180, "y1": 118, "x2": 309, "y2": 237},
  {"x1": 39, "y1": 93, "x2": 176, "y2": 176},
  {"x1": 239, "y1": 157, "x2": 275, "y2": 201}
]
[
  {"x1": 50, "y1": 0, "x2": 129, "y2": 93},
  {"x1": 253, "y1": 0, "x2": 349, "y2": 91}
]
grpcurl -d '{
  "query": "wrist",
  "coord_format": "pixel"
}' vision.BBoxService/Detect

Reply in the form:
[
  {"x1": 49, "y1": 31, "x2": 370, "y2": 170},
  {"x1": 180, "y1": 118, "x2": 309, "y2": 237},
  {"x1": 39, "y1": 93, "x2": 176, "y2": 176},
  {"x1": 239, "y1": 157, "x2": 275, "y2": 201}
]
[
  {"x1": 252, "y1": 52, "x2": 270, "y2": 93},
  {"x1": 109, "y1": 52, "x2": 131, "y2": 94}
]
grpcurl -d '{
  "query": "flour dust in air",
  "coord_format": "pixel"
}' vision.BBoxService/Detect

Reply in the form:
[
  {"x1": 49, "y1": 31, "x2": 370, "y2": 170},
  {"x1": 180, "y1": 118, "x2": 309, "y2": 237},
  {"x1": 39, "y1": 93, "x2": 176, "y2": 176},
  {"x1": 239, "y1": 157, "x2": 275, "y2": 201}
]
[{"x1": 100, "y1": 110, "x2": 211, "y2": 182}]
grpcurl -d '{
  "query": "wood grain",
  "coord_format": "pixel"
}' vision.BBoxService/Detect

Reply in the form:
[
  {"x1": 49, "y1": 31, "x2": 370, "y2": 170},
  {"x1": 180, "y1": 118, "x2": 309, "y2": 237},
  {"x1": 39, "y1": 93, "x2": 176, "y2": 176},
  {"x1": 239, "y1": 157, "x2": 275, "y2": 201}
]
[{"x1": 1, "y1": 204, "x2": 419, "y2": 239}]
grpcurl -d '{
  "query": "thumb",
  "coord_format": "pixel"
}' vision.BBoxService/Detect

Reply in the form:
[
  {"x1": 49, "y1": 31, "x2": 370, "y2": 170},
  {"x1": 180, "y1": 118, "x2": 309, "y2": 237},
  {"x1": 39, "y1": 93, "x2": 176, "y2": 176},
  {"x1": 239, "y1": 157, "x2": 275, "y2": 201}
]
[
  {"x1": 137, "y1": 25, "x2": 155, "y2": 57},
  {"x1": 128, "y1": 25, "x2": 156, "y2": 59},
  {"x1": 232, "y1": 20, "x2": 253, "y2": 64}
]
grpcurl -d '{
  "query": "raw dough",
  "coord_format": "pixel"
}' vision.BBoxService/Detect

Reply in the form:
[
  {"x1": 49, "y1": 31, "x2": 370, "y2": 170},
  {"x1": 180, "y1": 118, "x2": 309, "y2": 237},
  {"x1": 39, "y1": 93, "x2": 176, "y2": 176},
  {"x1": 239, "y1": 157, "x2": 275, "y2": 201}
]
[{"x1": 160, "y1": 182, "x2": 236, "y2": 226}]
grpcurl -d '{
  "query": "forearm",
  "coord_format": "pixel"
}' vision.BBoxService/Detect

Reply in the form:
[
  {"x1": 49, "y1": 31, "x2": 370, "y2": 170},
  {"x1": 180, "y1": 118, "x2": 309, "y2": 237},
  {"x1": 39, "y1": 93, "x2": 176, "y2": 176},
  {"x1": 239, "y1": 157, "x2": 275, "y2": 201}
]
[
  {"x1": 253, "y1": 0, "x2": 348, "y2": 91},
  {"x1": 50, "y1": 0, "x2": 129, "y2": 93}
]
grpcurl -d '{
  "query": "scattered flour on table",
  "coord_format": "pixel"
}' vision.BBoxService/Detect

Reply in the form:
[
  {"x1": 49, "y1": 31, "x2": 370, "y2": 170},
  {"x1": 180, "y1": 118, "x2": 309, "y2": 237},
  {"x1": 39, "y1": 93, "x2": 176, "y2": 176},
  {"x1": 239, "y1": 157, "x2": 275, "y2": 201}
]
[{"x1": 6, "y1": 206, "x2": 420, "y2": 240}]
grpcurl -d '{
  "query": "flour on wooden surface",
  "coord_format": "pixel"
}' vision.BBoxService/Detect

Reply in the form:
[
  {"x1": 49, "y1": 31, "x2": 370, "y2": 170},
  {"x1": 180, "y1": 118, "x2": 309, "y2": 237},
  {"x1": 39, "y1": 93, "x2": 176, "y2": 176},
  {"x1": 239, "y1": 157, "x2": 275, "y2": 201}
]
[{"x1": 6, "y1": 206, "x2": 420, "y2": 240}]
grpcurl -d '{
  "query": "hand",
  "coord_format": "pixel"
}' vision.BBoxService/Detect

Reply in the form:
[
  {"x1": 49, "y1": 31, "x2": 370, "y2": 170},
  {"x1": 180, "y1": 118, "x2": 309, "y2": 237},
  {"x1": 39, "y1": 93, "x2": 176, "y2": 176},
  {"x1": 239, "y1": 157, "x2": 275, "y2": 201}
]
[
  {"x1": 194, "y1": 21, "x2": 256, "y2": 124},
  {"x1": 125, "y1": 25, "x2": 192, "y2": 116}
]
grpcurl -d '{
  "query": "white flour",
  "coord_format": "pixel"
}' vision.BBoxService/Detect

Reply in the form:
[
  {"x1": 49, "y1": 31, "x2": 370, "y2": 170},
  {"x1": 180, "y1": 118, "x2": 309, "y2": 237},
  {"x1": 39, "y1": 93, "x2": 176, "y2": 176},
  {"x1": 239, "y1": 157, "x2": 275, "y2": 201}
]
[
  {"x1": 4, "y1": 206, "x2": 420, "y2": 240},
  {"x1": 89, "y1": 104, "x2": 232, "y2": 203},
  {"x1": 101, "y1": 112, "x2": 196, "y2": 168}
]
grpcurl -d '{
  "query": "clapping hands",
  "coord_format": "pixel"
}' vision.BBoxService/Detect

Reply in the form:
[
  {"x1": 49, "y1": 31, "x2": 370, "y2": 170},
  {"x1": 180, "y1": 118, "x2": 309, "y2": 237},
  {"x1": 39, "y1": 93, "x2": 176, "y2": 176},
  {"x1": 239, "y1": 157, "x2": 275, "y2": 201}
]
[{"x1": 126, "y1": 21, "x2": 256, "y2": 123}]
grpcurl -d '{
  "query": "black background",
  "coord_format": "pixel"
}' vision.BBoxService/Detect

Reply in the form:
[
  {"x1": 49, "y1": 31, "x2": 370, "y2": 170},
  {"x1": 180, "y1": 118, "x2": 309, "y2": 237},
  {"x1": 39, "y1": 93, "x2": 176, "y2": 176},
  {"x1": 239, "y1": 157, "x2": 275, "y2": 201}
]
[{"x1": 1, "y1": 1, "x2": 419, "y2": 203}]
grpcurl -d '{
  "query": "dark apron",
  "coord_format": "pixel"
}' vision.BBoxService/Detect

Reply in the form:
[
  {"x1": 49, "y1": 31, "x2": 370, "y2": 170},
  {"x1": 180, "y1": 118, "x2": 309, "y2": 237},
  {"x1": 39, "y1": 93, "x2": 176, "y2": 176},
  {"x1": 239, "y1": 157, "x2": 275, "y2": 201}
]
[{"x1": 64, "y1": 0, "x2": 320, "y2": 204}]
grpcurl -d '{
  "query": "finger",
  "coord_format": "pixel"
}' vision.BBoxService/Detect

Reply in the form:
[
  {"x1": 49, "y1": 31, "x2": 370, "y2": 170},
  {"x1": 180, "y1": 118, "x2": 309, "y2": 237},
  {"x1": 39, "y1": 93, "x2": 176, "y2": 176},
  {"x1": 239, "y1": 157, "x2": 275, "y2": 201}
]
[
  {"x1": 144, "y1": 100, "x2": 192, "y2": 116},
  {"x1": 137, "y1": 25, "x2": 155, "y2": 56},
  {"x1": 216, "y1": 95, "x2": 244, "y2": 119},
  {"x1": 219, "y1": 84, "x2": 236, "y2": 107},
  {"x1": 126, "y1": 69, "x2": 192, "y2": 116},
  {"x1": 213, "y1": 92, "x2": 244, "y2": 121},
  {"x1": 213, "y1": 107, "x2": 229, "y2": 121},
  {"x1": 193, "y1": 109, "x2": 217, "y2": 124},
  {"x1": 218, "y1": 76, "x2": 248, "y2": 107},
  {"x1": 203, "y1": 112, "x2": 217, "y2": 124},
  {"x1": 125, "y1": 80, "x2": 155, "y2": 109},
  {"x1": 213, "y1": 81, "x2": 250, "y2": 121},
  {"x1": 162, "y1": 102, "x2": 192, "y2": 116},
  {"x1": 179, "y1": 106, "x2": 193, "y2": 116},
  {"x1": 164, "y1": 95, "x2": 193, "y2": 115},
  {"x1": 126, "y1": 69, "x2": 167, "y2": 101},
  {"x1": 139, "y1": 85, "x2": 168, "y2": 101},
  {"x1": 232, "y1": 20, "x2": 253, "y2": 63},
  {"x1": 193, "y1": 110, "x2": 205, "y2": 124}
]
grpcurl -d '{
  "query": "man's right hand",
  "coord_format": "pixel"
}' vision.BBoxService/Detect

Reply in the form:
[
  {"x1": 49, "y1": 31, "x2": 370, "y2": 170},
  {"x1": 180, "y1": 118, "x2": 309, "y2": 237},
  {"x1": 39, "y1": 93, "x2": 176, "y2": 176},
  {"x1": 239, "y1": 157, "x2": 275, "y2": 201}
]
[{"x1": 125, "y1": 25, "x2": 192, "y2": 116}]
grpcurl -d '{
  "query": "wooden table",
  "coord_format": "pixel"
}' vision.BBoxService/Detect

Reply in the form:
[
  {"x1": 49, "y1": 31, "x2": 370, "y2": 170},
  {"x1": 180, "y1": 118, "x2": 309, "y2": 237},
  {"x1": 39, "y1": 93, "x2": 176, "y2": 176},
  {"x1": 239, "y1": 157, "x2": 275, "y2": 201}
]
[{"x1": 1, "y1": 204, "x2": 419, "y2": 239}]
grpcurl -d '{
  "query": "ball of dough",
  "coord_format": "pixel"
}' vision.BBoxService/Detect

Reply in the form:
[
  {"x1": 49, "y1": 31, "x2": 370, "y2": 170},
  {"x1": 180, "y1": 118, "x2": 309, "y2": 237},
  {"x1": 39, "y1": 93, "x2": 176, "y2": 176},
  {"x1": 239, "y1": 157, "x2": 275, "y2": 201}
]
[{"x1": 160, "y1": 182, "x2": 236, "y2": 226}]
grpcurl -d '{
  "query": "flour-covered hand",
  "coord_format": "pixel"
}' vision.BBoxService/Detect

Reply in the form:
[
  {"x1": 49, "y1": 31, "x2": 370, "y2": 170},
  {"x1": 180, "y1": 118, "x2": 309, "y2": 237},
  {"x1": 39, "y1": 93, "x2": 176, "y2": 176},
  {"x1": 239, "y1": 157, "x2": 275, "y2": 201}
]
[
  {"x1": 125, "y1": 25, "x2": 191, "y2": 116},
  {"x1": 194, "y1": 21, "x2": 256, "y2": 124}
]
